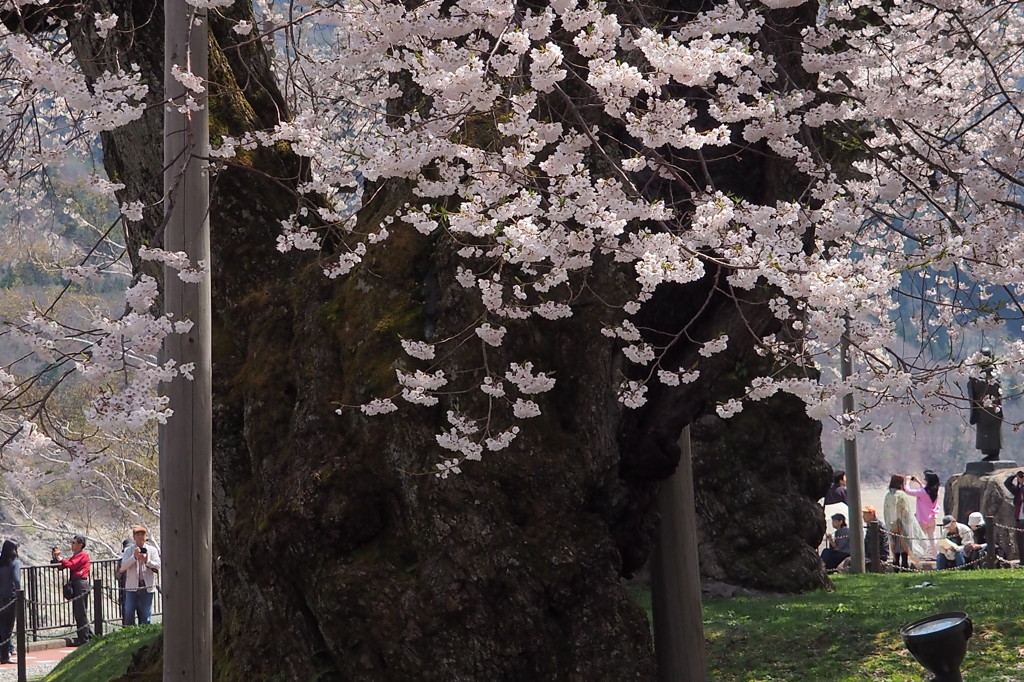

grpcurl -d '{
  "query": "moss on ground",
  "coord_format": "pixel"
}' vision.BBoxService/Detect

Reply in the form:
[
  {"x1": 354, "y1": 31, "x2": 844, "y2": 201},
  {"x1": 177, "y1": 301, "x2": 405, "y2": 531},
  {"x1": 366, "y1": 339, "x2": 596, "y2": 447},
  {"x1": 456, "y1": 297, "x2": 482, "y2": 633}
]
[{"x1": 41, "y1": 625, "x2": 161, "y2": 682}]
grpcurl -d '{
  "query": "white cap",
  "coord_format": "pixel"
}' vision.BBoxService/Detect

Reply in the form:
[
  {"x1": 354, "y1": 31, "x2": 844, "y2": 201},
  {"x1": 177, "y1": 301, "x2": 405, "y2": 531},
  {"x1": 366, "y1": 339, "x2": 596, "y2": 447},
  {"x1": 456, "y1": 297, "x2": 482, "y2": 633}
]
[{"x1": 968, "y1": 512, "x2": 984, "y2": 526}]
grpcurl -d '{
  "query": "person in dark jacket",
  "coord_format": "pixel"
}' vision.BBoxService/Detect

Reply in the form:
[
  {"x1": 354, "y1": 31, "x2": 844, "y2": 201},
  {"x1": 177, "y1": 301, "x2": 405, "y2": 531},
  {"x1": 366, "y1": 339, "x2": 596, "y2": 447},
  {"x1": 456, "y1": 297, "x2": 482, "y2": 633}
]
[
  {"x1": 823, "y1": 470, "x2": 848, "y2": 506},
  {"x1": 1004, "y1": 471, "x2": 1024, "y2": 561},
  {"x1": 861, "y1": 506, "x2": 890, "y2": 570},
  {"x1": 52, "y1": 535, "x2": 92, "y2": 646},
  {"x1": 0, "y1": 541, "x2": 19, "y2": 664},
  {"x1": 116, "y1": 538, "x2": 131, "y2": 614},
  {"x1": 821, "y1": 513, "x2": 851, "y2": 570}
]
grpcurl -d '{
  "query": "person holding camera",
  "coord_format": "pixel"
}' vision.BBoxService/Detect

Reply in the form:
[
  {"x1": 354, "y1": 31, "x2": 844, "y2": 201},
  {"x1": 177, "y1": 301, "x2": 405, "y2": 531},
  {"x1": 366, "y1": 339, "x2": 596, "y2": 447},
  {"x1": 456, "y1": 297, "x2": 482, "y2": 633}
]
[
  {"x1": 1004, "y1": 471, "x2": 1024, "y2": 561},
  {"x1": 118, "y1": 525, "x2": 160, "y2": 626},
  {"x1": 904, "y1": 471, "x2": 942, "y2": 556},
  {"x1": 51, "y1": 535, "x2": 92, "y2": 646}
]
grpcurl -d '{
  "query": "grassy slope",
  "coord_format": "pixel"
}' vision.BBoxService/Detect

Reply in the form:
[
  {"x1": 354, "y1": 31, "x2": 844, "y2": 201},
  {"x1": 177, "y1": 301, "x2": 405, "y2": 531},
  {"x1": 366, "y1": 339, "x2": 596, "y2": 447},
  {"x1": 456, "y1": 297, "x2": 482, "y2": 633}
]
[
  {"x1": 703, "y1": 571, "x2": 1024, "y2": 681},
  {"x1": 40, "y1": 625, "x2": 160, "y2": 682}
]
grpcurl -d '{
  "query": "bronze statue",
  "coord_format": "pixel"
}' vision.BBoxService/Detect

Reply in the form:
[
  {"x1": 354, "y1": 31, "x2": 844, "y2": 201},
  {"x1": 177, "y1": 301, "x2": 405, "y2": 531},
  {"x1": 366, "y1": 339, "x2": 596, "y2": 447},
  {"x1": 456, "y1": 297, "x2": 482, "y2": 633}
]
[{"x1": 968, "y1": 347, "x2": 1002, "y2": 461}]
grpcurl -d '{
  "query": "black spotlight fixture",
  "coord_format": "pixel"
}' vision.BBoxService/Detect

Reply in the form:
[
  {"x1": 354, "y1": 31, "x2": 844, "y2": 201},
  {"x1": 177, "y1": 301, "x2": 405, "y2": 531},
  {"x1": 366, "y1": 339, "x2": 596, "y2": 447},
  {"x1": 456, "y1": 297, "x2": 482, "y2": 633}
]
[{"x1": 900, "y1": 612, "x2": 973, "y2": 682}]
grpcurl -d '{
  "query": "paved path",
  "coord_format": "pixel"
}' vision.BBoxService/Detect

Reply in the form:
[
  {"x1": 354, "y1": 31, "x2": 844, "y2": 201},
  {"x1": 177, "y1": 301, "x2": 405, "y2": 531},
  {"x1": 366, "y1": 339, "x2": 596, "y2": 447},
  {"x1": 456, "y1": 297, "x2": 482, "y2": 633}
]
[{"x1": 0, "y1": 645, "x2": 75, "y2": 682}]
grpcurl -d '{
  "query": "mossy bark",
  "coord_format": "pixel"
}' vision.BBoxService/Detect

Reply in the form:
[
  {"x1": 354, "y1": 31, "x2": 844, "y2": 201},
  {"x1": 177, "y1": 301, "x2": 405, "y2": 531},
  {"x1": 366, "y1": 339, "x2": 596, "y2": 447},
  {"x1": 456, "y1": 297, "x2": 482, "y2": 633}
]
[
  {"x1": 691, "y1": 371, "x2": 832, "y2": 592},
  {"x1": 35, "y1": 1, "x2": 835, "y2": 680}
]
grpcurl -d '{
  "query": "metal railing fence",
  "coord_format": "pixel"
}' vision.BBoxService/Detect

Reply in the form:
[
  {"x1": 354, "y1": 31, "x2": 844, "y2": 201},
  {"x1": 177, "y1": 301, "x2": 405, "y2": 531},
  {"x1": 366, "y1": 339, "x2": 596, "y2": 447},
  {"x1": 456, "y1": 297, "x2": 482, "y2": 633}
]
[{"x1": 21, "y1": 558, "x2": 162, "y2": 640}]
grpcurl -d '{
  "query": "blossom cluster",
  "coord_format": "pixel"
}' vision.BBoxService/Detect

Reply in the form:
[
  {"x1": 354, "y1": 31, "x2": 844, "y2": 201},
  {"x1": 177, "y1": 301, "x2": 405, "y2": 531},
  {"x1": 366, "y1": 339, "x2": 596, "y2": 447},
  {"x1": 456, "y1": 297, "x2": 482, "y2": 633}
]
[{"x1": 4, "y1": 0, "x2": 1024, "y2": 476}]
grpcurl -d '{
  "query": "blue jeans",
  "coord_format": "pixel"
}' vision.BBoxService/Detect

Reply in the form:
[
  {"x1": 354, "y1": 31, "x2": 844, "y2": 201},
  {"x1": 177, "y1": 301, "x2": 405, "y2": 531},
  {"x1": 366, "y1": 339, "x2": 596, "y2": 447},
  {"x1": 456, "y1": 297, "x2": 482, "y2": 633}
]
[
  {"x1": 123, "y1": 589, "x2": 154, "y2": 626},
  {"x1": 936, "y1": 551, "x2": 965, "y2": 570},
  {"x1": 821, "y1": 548, "x2": 850, "y2": 570}
]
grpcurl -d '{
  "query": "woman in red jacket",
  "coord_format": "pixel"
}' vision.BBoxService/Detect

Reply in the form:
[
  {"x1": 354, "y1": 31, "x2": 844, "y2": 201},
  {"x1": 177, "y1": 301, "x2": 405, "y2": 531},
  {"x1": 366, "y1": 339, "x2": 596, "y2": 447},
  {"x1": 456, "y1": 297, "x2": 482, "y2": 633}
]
[{"x1": 51, "y1": 535, "x2": 92, "y2": 646}]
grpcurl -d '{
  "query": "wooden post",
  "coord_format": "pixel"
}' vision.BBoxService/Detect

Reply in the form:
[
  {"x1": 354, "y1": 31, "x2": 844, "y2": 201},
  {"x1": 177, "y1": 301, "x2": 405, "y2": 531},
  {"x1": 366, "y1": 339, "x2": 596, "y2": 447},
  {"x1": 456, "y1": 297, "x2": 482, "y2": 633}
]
[
  {"x1": 985, "y1": 515, "x2": 996, "y2": 569},
  {"x1": 651, "y1": 425, "x2": 708, "y2": 682},
  {"x1": 163, "y1": 1, "x2": 212, "y2": 680},
  {"x1": 866, "y1": 521, "x2": 880, "y2": 573},
  {"x1": 841, "y1": 320, "x2": 864, "y2": 573}
]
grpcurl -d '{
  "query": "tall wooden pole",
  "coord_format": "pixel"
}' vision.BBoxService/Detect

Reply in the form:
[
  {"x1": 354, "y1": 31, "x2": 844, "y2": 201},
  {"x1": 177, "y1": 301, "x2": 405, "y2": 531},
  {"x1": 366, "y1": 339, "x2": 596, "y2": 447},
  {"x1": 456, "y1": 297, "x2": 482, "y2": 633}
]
[
  {"x1": 651, "y1": 425, "x2": 708, "y2": 681},
  {"x1": 162, "y1": 1, "x2": 212, "y2": 679},
  {"x1": 841, "y1": 319, "x2": 864, "y2": 573}
]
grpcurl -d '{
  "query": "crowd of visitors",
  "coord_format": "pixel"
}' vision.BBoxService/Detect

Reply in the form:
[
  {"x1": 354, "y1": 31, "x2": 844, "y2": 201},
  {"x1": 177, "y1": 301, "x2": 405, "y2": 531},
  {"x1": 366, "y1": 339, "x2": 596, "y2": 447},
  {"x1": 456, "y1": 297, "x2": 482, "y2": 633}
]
[
  {"x1": 820, "y1": 468, "x2": 1013, "y2": 573},
  {"x1": 0, "y1": 527, "x2": 162, "y2": 662}
]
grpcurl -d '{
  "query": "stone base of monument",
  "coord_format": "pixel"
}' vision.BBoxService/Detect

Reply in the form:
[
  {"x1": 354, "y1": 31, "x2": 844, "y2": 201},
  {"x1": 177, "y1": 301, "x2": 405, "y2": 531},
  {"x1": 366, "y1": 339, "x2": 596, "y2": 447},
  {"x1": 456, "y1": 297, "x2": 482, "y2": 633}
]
[
  {"x1": 945, "y1": 461, "x2": 1021, "y2": 562},
  {"x1": 964, "y1": 460, "x2": 1019, "y2": 476}
]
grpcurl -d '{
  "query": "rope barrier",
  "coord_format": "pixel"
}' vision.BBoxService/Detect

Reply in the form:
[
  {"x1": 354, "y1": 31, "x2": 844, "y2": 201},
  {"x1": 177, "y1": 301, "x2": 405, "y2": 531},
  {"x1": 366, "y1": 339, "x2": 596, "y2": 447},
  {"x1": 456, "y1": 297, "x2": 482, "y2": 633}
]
[
  {"x1": 877, "y1": 553, "x2": 991, "y2": 573},
  {"x1": 827, "y1": 516, "x2": 1022, "y2": 542},
  {"x1": 861, "y1": 519, "x2": 1024, "y2": 544},
  {"x1": 989, "y1": 520, "x2": 1023, "y2": 533},
  {"x1": 831, "y1": 517, "x2": 1024, "y2": 572},
  {"x1": 842, "y1": 552, "x2": 1020, "y2": 572},
  {"x1": 27, "y1": 588, "x2": 91, "y2": 609},
  {"x1": 25, "y1": 583, "x2": 162, "y2": 609}
]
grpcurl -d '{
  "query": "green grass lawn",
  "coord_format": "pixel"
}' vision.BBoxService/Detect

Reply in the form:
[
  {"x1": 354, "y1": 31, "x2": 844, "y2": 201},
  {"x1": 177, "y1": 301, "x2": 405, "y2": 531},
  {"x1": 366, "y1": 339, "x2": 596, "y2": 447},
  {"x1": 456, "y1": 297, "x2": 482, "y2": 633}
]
[
  {"x1": 702, "y1": 571, "x2": 1024, "y2": 681},
  {"x1": 38, "y1": 572, "x2": 1024, "y2": 682}
]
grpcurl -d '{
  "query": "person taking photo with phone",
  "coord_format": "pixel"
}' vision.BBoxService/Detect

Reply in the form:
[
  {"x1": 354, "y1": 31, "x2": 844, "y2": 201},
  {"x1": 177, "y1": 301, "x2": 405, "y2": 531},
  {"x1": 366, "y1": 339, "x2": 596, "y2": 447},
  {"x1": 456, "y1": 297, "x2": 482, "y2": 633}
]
[
  {"x1": 1004, "y1": 471, "x2": 1024, "y2": 561},
  {"x1": 51, "y1": 535, "x2": 91, "y2": 646},
  {"x1": 118, "y1": 525, "x2": 160, "y2": 626}
]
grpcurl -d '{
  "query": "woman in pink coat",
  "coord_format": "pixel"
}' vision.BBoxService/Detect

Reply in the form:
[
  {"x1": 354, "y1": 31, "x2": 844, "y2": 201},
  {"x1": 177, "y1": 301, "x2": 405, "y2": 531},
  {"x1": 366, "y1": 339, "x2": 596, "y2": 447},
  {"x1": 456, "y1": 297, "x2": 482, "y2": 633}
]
[{"x1": 904, "y1": 470, "x2": 941, "y2": 555}]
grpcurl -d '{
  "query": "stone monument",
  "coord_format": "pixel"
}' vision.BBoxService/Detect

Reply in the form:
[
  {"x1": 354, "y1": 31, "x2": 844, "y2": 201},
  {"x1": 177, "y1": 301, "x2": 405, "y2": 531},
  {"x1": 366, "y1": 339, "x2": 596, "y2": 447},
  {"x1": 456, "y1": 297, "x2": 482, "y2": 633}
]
[
  {"x1": 947, "y1": 348, "x2": 1020, "y2": 560},
  {"x1": 964, "y1": 348, "x2": 1016, "y2": 477},
  {"x1": 944, "y1": 470, "x2": 1021, "y2": 561},
  {"x1": 968, "y1": 347, "x2": 1003, "y2": 462}
]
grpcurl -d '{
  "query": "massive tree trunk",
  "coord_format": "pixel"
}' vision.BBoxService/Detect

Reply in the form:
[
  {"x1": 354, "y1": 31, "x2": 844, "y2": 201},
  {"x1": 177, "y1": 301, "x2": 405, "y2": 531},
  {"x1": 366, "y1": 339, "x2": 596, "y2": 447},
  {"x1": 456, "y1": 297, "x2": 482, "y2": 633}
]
[{"x1": 10, "y1": 0, "x2": 832, "y2": 679}]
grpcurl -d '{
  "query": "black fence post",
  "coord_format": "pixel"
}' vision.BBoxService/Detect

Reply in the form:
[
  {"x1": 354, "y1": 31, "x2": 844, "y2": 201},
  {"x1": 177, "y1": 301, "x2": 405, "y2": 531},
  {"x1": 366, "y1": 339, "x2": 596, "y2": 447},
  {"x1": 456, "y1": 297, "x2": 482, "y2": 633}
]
[
  {"x1": 867, "y1": 521, "x2": 880, "y2": 573},
  {"x1": 16, "y1": 589, "x2": 26, "y2": 682},
  {"x1": 13, "y1": 559, "x2": 157, "y2": 642},
  {"x1": 26, "y1": 569, "x2": 38, "y2": 643},
  {"x1": 93, "y1": 578, "x2": 103, "y2": 638},
  {"x1": 986, "y1": 515, "x2": 997, "y2": 569}
]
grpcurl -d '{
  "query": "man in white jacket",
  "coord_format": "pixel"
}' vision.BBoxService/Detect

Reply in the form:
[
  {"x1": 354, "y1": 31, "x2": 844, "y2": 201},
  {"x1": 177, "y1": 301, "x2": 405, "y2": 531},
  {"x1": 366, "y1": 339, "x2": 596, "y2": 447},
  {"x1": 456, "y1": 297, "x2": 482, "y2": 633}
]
[{"x1": 119, "y1": 525, "x2": 160, "y2": 626}]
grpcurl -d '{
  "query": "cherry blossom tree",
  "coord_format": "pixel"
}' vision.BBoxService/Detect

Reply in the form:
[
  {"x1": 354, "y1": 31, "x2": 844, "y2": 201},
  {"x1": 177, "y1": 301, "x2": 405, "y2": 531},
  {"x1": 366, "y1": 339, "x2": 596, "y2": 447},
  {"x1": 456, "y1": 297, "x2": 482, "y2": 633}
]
[{"x1": 0, "y1": 0, "x2": 1023, "y2": 677}]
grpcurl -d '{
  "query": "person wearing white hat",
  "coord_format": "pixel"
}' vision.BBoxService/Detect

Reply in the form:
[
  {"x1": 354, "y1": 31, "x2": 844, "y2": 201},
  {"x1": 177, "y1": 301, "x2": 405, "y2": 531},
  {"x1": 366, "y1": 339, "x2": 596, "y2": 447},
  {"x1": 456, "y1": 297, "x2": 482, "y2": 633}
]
[{"x1": 963, "y1": 512, "x2": 989, "y2": 568}]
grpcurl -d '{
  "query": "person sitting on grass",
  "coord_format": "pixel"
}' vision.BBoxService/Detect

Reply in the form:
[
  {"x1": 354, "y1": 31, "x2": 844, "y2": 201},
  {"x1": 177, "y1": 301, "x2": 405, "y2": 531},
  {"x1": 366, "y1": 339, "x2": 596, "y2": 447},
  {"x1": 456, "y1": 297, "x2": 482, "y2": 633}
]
[
  {"x1": 963, "y1": 512, "x2": 990, "y2": 568},
  {"x1": 821, "y1": 513, "x2": 851, "y2": 571},
  {"x1": 935, "y1": 515, "x2": 973, "y2": 570},
  {"x1": 936, "y1": 534, "x2": 966, "y2": 570}
]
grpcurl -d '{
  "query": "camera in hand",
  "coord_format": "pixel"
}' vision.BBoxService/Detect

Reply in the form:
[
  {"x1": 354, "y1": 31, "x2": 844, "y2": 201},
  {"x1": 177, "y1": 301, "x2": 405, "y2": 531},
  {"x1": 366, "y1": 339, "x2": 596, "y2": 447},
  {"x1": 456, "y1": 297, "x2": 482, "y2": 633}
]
[{"x1": 140, "y1": 548, "x2": 147, "y2": 555}]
